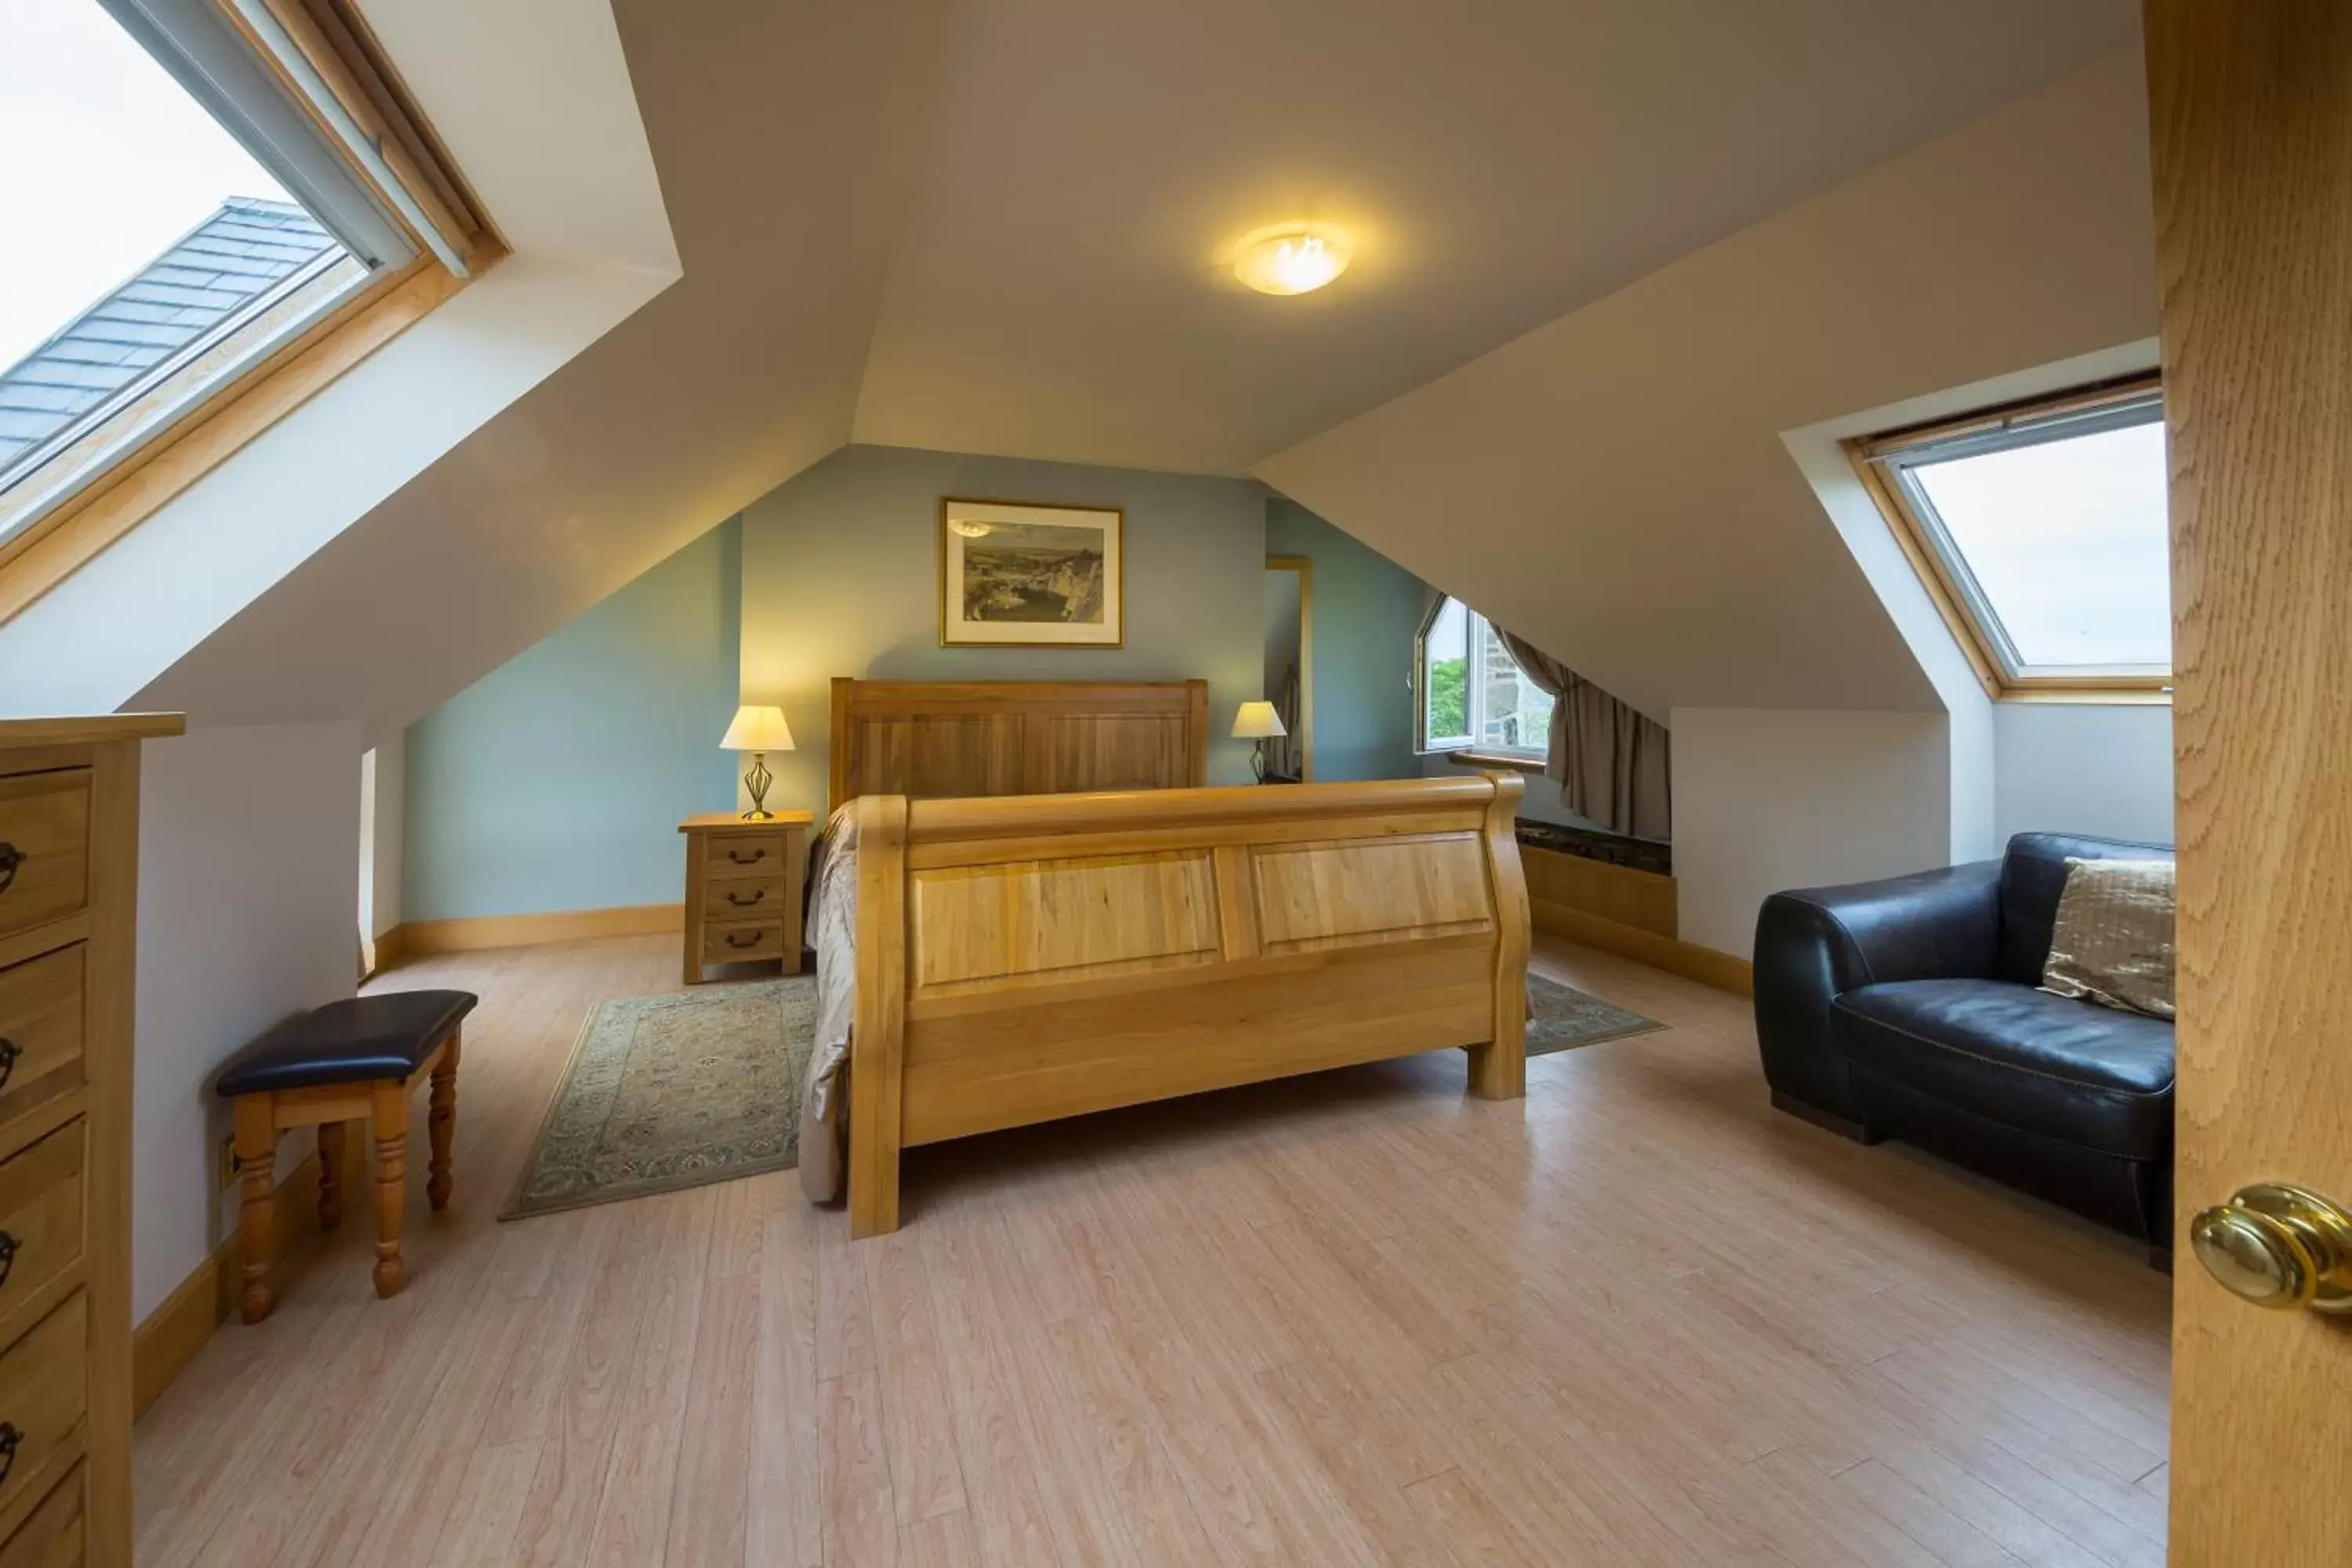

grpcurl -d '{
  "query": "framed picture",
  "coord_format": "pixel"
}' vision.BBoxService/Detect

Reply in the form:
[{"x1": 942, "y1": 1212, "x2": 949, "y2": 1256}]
[{"x1": 939, "y1": 497, "x2": 1125, "y2": 647}]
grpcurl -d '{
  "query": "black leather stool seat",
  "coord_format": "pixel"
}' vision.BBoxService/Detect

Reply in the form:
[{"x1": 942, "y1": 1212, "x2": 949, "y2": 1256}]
[
  {"x1": 216, "y1": 991, "x2": 478, "y2": 1096},
  {"x1": 1831, "y1": 978, "x2": 2173, "y2": 1160}
]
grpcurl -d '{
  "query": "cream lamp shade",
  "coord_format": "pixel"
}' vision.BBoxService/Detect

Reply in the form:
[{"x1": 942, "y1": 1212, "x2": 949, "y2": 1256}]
[
  {"x1": 719, "y1": 705, "x2": 795, "y2": 752},
  {"x1": 1230, "y1": 700, "x2": 1287, "y2": 740}
]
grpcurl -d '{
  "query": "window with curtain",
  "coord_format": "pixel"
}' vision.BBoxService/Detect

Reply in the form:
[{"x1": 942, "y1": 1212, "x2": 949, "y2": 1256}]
[{"x1": 1414, "y1": 596, "x2": 1551, "y2": 757}]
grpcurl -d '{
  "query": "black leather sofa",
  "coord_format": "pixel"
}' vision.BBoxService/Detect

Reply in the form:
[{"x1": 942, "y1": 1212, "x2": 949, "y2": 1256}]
[{"x1": 1753, "y1": 832, "x2": 2176, "y2": 1260}]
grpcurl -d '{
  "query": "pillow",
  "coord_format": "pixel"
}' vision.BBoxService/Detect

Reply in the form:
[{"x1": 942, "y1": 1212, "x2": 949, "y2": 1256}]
[{"x1": 2040, "y1": 857, "x2": 2176, "y2": 1020}]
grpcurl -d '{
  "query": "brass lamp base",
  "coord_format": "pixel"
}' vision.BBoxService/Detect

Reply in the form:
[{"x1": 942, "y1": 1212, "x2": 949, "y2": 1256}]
[{"x1": 741, "y1": 751, "x2": 775, "y2": 820}]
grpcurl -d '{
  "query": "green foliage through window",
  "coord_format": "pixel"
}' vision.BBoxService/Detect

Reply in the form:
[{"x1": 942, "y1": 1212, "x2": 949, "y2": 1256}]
[{"x1": 1426, "y1": 655, "x2": 1467, "y2": 740}]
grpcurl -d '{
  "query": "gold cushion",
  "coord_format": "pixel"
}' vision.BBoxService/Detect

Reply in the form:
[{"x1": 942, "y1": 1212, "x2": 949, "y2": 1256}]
[{"x1": 2040, "y1": 857, "x2": 2176, "y2": 1021}]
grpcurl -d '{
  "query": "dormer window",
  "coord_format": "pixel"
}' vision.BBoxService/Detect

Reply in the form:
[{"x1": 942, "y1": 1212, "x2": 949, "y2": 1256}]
[
  {"x1": 1855, "y1": 377, "x2": 2170, "y2": 697},
  {"x1": 1414, "y1": 596, "x2": 1552, "y2": 757}
]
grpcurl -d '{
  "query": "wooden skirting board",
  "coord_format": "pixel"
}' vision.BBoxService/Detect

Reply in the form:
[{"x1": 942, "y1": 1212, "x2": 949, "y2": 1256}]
[
  {"x1": 132, "y1": 1137, "x2": 362, "y2": 1418},
  {"x1": 388, "y1": 902, "x2": 684, "y2": 958},
  {"x1": 1517, "y1": 842, "x2": 1675, "y2": 938},
  {"x1": 1530, "y1": 898, "x2": 1752, "y2": 997}
]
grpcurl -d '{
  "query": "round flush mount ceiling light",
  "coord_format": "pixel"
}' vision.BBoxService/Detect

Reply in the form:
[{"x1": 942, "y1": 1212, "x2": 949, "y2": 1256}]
[
  {"x1": 1234, "y1": 225, "x2": 1350, "y2": 296},
  {"x1": 949, "y1": 519, "x2": 993, "y2": 538}
]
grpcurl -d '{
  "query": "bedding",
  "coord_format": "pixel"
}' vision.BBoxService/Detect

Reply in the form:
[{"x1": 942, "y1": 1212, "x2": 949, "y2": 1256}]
[{"x1": 797, "y1": 800, "x2": 860, "y2": 1202}]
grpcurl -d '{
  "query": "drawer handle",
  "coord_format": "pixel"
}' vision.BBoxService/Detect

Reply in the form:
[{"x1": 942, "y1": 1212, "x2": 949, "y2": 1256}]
[
  {"x1": 0, "y1": 1038, "x2": 16, "y2": 1091},
  {"x1": 0, "y1": 842, "x2": 19, "y2": 896},
  {"x1": 725, "y1": 931, "x2": 764, "y2": 949},
  {"x1": 0, "y1": 1422, "x2": 18, "y2": 1488},
  {"x1": 724, "y1": 887, "x2": 767, "y2": 907},
  {"x1": 725, "y1": 847, "x2": 766, "y2": 866},
  {"x1": 0, "y1": 1232, "x2": 15, "y2": 1288}
]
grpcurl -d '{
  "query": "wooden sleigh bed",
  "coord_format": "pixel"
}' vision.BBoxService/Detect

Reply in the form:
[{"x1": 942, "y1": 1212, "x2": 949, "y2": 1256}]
[{"x1": 828, "y1": 677, "x2": 1531, "y2": 1236}]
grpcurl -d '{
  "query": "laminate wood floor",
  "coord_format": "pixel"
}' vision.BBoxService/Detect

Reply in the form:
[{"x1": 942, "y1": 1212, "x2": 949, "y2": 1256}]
[{"x1": 133, "y1": 935, "x2": 2171, "y2": 1566}]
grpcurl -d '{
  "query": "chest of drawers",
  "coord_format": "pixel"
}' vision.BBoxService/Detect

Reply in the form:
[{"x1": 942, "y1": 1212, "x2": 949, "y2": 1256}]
[{"x1": 0, "y1": 716, "x2": 180, "y2": 1568}]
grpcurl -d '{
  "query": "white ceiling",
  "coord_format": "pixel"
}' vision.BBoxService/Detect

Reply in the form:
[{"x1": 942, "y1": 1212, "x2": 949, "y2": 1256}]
[
  {"x1": 1256, "y1": 52, "x2": 2159, "y2": 719},
  {"x1": 118, "y1": 0, "x2": 2150, "y2": 733},
  {"x1": 853, "y1": 0, "x2": 2139, "y2": 474}
]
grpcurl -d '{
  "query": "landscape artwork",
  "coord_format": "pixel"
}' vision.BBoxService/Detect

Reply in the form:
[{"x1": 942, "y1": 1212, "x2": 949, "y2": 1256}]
[{"x1": 939, "y1": 498, "x2": 1125, "y2": 646}]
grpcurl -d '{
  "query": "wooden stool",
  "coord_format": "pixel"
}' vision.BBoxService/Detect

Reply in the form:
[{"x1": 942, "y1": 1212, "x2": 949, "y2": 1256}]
[{"x1": 213, "y1": 990, "x2": 477, "y2": 1323}]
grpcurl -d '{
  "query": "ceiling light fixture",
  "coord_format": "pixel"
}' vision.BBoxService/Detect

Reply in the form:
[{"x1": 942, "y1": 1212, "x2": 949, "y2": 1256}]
[{"x1": 1234, "y1": 226, "x2": 1350, "y2": 296}]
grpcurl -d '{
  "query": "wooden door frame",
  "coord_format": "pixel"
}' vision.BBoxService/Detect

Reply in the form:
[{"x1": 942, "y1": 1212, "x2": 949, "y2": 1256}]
[
  {"x1": 2147, "y1": 1, "x2": 2352, "y2": 1559},
  {"x1": 1265, "y1": 555, "x2": 1315, "y2": 782}
]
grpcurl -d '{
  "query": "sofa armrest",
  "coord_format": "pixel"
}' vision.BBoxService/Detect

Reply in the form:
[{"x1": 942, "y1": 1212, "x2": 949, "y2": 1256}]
[{"x1": 1751, "y1": 861, "x2": 2002, "y2": 1124}]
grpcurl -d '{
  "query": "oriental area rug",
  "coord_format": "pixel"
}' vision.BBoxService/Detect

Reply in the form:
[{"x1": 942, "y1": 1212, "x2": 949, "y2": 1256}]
[
  {"x1": 503, "y1": 977, "x2": 815, "y2": 1220},
  {"x1": 1526, "y1": 972, "x2": 1665, "y2": 1057}
]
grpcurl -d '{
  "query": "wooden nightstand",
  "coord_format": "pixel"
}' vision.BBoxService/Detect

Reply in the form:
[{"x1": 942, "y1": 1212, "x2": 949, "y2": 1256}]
[{"x1": 678, "y1": 811, "x2": 812, "y2": 985}]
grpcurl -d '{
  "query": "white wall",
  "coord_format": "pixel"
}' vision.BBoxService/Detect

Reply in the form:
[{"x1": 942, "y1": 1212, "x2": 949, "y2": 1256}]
[
  {"x1": 134, "y1": 723, "x2": 361, "y2": 1319},
  {"x1": 358, "y1": 732, "x2": 405, "y2": 941},
  {"x1": 1671, "y1": 708, "x2": 1950, "y2": 956},
  {"x1": 1995, "y1": 702, "x2": 2175, "y2": 848}
]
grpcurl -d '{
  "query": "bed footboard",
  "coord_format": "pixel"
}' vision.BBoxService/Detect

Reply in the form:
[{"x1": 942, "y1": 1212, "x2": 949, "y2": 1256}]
[{"x1": 848, "y1": 774, "x2": 1529, "y2": 1236}]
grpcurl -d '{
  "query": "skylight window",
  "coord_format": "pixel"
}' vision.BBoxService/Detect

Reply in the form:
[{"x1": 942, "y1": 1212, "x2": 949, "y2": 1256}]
[
  {"x1": 1860, "y1": 380, "x2": 2171, "y2": 694},
  {"x1": 0, "y1": 0, "x2": 404, "y2": 539},
  {"x1": 0, "y1": 0, "x2": 492, "y2": 615}
]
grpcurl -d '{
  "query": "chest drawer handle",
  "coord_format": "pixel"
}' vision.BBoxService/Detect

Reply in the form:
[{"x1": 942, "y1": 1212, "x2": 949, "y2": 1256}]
[
  {"x1": 725, "y1": 931, "x2": 764, "y2": 949},
  {"x1": 724, "y1": 887, "x2": 767, "y2": 907},
  {"x1": 0, "y1": 842, "x2": 19, "y2": 896},
  {"x1": 0, "y1": 1422, "x2": 20, "y2": 1487},
  {"x1": 726, "y1": 848, "x2": 766, "y2": 866},
  {"x1": 0, "y1": 1232, "x2": 15, "y2": 1290},
  {"x1": 0, "y1": 1039, "x2": 16, "y2": 1092}
]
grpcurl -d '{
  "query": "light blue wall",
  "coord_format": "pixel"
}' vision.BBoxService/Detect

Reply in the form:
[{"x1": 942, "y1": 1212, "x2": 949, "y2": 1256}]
[
  {"x1": 398, "y1": 455, "x2": 1446, "y2": 920},
  {"x1": 402, "y1": 518, "x2": 742, "y2": 920},
  {"x1": 1265, "y1": 494, "x2": 1427, "y2": 781},
  {"x1": 740, "y1": 445, "x2": 1272, "y2": 809}
]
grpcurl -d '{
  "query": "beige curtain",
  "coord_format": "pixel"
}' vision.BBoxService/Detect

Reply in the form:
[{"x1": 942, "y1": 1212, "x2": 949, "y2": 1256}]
[{"x1": 1498, "y1": 630, "x2": 1671, "y2": 841}]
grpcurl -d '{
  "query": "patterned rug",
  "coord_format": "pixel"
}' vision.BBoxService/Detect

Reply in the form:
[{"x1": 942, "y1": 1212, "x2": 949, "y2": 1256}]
[
  {"x1": 1527, "y1": 972, "x2": 1665, "y2": 1057},
  {"x1": 503, "y1": 978, "x2": 817, "y2": 1221}
]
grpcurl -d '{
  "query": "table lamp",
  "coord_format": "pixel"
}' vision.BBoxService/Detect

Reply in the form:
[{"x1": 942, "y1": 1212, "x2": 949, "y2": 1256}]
[
  {"x1": 720, "y1": 705, "x2": 794, "y2": 819},
  {"x1": 1232, "y1": 699, "x2": 1287, "y2": 783}
]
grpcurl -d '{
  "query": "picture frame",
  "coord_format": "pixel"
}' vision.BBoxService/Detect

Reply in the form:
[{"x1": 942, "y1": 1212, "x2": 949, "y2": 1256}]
[{"x1": 938, "y1": 496, "x2": 1125, "y2": 648}]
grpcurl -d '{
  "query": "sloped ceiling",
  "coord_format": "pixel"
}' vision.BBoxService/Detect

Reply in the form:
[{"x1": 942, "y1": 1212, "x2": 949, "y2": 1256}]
[
  {"x1": 130, "y1": 0, "x2": 2148, "y2": 733},
  {"x1": 136, "y1": 0, "x2": 948, "y2": 731},
  {"x1": 855, "y1": 0, "x2": 2137, "y2": 476},
  {"x1": 1254, "y1": 52, "x2": 2159, "y2": 720}
]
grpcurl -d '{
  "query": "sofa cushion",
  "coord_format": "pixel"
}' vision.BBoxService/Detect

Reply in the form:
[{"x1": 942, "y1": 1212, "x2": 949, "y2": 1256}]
[
  {"x1": 1830, "y1": 978, "x2": 2174, "y2": 1160},
  {"x1": 1998, "y1": 833, "x2": 2174, "y2": 986}
]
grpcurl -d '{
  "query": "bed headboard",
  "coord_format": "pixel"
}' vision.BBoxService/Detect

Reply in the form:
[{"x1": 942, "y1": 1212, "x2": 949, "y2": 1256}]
[{"x1": 828, "y1": 678, "x2": 1210, "y2": 806}]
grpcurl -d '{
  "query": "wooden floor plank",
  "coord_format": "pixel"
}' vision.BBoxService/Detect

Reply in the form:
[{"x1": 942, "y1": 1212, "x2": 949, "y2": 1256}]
[{"x1": 129, "y1": 933, "x2": 2171, "y2": 1568}]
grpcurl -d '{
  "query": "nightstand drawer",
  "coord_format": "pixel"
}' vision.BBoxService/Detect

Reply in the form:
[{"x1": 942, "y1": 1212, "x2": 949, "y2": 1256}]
[
  {"x1": 0, "y1": 950, "x2": 82, "y2": 1144},
  {"x1": 702, "y1": 920, "x2": 786, "y2": 965},
  {"x1": 701, "y1": 877, "x2": 788, "y2": 923},
  {"x1": 0, "y1": 1124, "x2": 82, "y2": 1341},
  {"x1": 704, "y1": 832, "x2": 789, "y2": 881},
  {"x1": 0, "y1": 1465, "x2": 80, "y2": 1568},
  {"x1": 0, "y1": 776, "x2": 89, "y2": 946},
  {"x1": 0, "y1": 1294, "x2": 86, "y2": 1536}
]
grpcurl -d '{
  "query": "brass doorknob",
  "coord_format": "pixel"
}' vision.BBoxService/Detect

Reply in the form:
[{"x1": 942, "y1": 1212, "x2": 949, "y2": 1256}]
[{"x1": 2189, "y1": 1183, "x2": 2352, "y2": 1314}]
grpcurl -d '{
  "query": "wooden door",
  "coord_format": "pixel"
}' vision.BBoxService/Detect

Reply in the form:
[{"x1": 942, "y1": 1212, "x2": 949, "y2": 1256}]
[{"x1": 2147, "y1": 2, "x2": 2352, "y2": 1562}]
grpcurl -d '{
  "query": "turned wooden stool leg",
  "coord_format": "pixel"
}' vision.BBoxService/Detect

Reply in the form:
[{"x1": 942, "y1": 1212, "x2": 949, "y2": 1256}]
[
  {"x1": 318, "y1": 1120, "x2": 347, "y2": 1229},
  {"x1": 427, "y1": 1033, "x2": 459, "y2": 1213},
  {"x1": 233, "y1": 1097, "x2": 279, "y2": 1324},
  {"x1": 370, "y1": 1082, "x2": 411, "y2": 1299}
]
